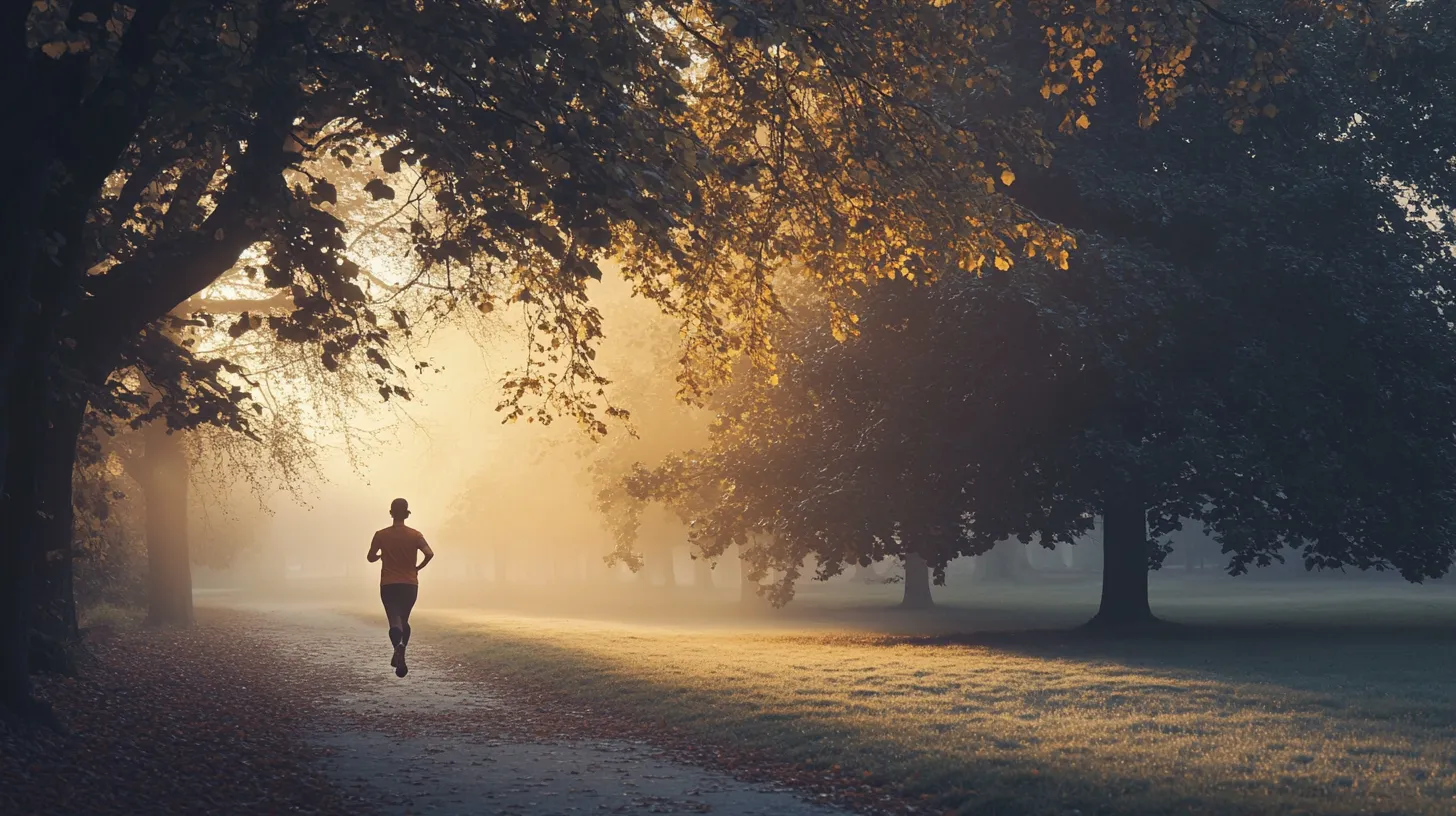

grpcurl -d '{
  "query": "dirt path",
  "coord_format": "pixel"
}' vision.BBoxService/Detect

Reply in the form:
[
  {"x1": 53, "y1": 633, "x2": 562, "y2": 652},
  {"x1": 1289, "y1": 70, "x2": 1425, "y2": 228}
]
[{"x1": 212, "y1": 598, "x2": 850, "y2": 816}]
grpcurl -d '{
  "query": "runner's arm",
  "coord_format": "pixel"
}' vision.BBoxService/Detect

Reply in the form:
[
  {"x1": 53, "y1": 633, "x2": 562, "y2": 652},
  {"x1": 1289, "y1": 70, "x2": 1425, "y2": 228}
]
[
  {"x1": 416, "y1": 538, "x2": 435, "y2": 571},
  {"x1": 367, "y1": 532, "x2": 382, "y2": 563}
]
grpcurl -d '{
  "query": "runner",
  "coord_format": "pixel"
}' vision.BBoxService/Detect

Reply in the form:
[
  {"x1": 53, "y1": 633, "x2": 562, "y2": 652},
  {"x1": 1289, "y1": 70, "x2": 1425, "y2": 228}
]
[{"x1": 366, "y1": 498, "x2": 434, "y2": 677}]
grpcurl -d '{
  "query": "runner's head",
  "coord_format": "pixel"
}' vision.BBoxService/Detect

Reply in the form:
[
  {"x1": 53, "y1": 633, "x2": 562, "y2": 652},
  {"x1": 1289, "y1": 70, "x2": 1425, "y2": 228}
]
[{"x1": 390, "y1": 497, "x2": 410, "y2": 522}]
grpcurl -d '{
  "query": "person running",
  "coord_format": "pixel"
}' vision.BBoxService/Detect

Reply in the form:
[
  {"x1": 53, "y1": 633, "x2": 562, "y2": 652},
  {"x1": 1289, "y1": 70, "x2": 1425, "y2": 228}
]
[{"x1": 367, "y1": 498, "x2": 434, "y2": 677}]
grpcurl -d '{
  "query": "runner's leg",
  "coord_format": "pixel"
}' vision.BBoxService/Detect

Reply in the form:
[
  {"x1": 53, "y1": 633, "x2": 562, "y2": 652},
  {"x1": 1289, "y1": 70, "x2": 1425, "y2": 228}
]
[
  {"x1": 382, "y1": 586, "x2": 403, "y2": 646},
  {"x1": 392, "y1": 586, "x2": 418, "y2": 677},
  {"x1": 382, "y1": 586, "x2": 406, "y2": 669},
  {"x1": 399, "y1": 585, "x2": 418, "y2": 646}
]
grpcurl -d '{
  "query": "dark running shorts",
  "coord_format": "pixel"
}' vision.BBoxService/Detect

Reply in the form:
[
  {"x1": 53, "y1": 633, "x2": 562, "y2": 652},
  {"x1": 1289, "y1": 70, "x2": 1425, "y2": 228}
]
[{"x1": 380, "y1": 583, "x2": 419, "y2": 620}]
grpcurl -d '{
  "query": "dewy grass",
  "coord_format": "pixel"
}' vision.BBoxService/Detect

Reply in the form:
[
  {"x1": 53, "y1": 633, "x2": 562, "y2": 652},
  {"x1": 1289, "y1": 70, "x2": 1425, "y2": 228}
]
[{"x1": 417, "y1": 586, "x2": 1456, "y2": 816}]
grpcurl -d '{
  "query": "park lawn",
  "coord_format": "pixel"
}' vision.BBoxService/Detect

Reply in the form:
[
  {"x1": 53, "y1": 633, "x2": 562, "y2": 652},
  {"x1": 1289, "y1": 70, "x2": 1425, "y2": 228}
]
[{"x1": 416, "y1": 589, "x2": 1456, "y2": 816}]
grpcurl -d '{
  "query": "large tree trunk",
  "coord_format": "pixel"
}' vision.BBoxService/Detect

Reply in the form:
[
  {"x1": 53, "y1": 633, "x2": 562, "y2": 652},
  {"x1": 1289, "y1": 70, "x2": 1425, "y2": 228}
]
[
  {"x1": 0, "y1": 1, "x2": 249, "y2": 721},
  {"x1": 0, "y1": 82, "x2": 85, "y2": 725},
  {"x1": 0, "y1": 388, "x2": 39, "y2": 721},
  {"x1": 0, "y1": 5, "x2": 53, "y2": 508},
  {"x1": 0, "y1": 283, "x2": 30, "y2": 511},
  {"x1": 142, "y1": 425, "x2": 193, "y2": 627},
  {"x1": 32, "y1": 399, "x2": 86, "y2": 649},
  {"x1": 0, "y1": 353, "x2": 57, "y2": 725},
  {"x1": 1090, "y1": 489, "x2": 1155, "y2": 627},
  {"x1": 900, "y1": 553, "x2": 933, "y2": 609}
]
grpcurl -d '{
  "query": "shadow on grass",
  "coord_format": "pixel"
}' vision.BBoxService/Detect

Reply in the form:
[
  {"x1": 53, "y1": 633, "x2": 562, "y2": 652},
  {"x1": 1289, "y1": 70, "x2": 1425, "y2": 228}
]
[
  {"x1": 425, "y1": 607, "x2": 1456, "y2": 816},
  {"x1": 846, "y1": 621, "x2": 1456, "y2": 733},
  {"x1": 885, "y1": 619, "x2": 1456, "y2": 648}
]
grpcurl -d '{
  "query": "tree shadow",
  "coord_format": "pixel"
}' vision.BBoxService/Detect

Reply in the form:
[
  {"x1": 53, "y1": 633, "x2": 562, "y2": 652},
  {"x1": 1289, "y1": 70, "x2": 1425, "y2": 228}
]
[
  {"x1": 431, "y1": 610, "x2": 1456, "y2": 816},
  {"x1": 857, "y1": 621, "x2": 1456, "y2": 728}
]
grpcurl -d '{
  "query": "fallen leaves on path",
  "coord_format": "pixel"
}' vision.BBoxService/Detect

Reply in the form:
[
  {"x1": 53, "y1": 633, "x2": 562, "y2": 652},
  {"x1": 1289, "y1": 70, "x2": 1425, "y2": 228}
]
[{"x1": 0, "y1": 614, "x2": 372, "y2": 816}]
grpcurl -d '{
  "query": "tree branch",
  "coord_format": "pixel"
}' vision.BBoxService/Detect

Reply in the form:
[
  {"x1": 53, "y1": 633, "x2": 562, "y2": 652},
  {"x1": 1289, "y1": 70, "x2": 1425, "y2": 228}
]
[
  {"x1": 65, "y1": 0, "x2": 174, "y2": 196},
  {"x1": 175, "y1": 292, "x2": 294, "y2": 315},
  {"x1": 72, "y1": 2, "x2": 304, "y2": 369},
  {"x1": 160, "y1": 134, "x2": 227, "y2": 238}
]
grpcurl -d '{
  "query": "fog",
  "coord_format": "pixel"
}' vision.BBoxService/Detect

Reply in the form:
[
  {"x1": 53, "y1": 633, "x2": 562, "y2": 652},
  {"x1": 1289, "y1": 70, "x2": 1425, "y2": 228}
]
[
  {"x1": 182, "y1": 269, "x2": 1436, "y2": 628},
  {"x1": 189, "y1": 269, "x2": 723, "y2": 603}
]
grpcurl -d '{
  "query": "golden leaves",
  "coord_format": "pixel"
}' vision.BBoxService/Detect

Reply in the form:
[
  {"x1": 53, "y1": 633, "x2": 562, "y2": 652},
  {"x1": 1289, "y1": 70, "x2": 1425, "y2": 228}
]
[
  {"x1": 39, "y1": 37, "x2": 88, "y2": 57},
  {"x1": 456, "y1": 0, "x2": 1380, "y2": 429},
  {"x1": 1031, "y1": 1, "x2": 1370, "y2": 137}
]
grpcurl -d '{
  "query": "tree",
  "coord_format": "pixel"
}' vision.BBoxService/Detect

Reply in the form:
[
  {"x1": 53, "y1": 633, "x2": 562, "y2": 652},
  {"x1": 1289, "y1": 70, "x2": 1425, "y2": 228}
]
[
  {"x1": 992, "y1": 1, "x2": 1456, "y2": 625},
  {"x1": 996, "y1": 4, "x2": 1456, "y2": 623},
  {"x1": 610, "y1": 284, "x2": 975, "y2": 608},
  {"x1": 626, "y1": 1, "x2": 1456, "y2": 625},
  {"x1": 137, "y1": 422, "x2": 191, "y2": 625},
  {"x1": 618, "y1": 276, "x2": 1071, "y2": 608}
]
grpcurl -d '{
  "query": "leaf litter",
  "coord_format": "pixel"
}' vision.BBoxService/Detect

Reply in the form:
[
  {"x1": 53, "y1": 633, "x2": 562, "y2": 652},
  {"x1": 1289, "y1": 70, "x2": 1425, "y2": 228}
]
[{"x1": 0, "y1": 612, "x2": 372, "y2": 816}]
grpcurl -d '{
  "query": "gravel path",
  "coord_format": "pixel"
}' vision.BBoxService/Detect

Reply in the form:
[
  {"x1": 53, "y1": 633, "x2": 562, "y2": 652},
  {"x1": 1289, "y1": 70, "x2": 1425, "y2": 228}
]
[{"x1": 215, "y1": 598, "x2": 851, "y2": 816}]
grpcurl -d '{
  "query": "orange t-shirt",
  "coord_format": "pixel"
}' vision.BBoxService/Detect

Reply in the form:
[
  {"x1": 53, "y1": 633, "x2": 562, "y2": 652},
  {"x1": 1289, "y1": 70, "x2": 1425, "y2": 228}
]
[{"x1": 373, "y1": 525, "x2": 428, "y2": 586}]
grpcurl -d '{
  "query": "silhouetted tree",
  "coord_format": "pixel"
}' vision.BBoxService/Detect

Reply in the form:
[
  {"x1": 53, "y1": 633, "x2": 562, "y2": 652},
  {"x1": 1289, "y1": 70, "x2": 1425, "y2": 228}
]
[
  {"x1": 626, "y1": 3, "x2": 1456, "y2": 625},
  {"x1": 995, "y1": 2, "x2": 1456, "y2": 625}
]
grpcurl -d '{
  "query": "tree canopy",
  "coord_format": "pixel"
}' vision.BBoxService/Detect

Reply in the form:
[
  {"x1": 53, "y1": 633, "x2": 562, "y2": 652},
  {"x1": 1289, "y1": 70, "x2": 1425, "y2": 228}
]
[
  {"x1": 617, "y1": 0, "x2": 1456, "y2": 621},
  {"x1": 14, "y1": 0, "x2": 1397, "y2": 433}
]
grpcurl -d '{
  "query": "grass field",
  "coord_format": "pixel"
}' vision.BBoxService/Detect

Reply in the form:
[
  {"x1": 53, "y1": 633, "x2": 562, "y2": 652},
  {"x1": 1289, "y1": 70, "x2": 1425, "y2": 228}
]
[{"x1": 413, "y1": 579, "x2": 1456, "y2": 816}]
